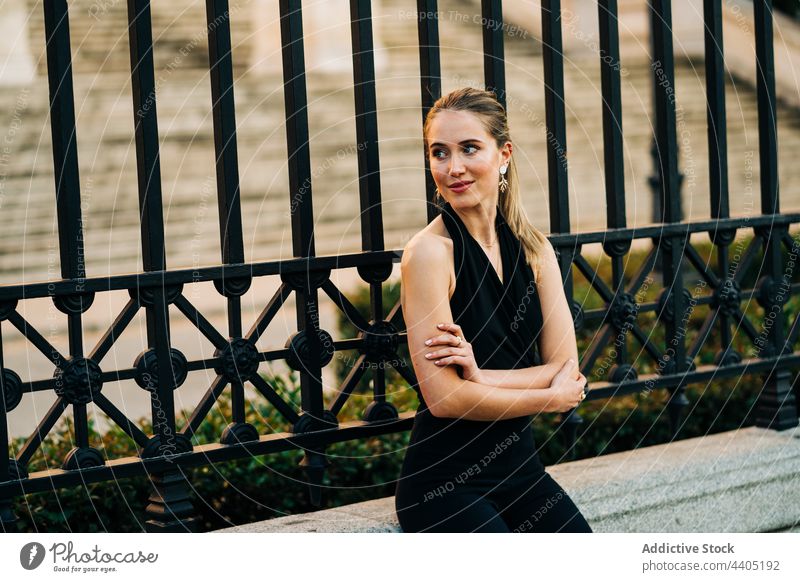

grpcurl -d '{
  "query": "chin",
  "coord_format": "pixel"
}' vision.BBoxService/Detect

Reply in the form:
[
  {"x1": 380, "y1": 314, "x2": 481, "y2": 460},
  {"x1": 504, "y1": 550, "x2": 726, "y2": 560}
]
[{"x1": 446, "y1": 192, "x2": 488, "y2": 209}]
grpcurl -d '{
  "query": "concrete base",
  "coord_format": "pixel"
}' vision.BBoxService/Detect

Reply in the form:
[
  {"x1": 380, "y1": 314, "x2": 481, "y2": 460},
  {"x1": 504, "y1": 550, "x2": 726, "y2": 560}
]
[{"x1": 216, "y1": 426, "x2": 800, "y2": 533}]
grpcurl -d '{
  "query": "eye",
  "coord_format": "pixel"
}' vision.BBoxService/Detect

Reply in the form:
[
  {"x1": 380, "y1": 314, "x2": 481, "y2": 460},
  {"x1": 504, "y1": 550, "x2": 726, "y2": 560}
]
[
  {"x1": 431, "y1": 148, "x2": 447, "y2": 159},
  {"x1": 463, "y1": 144, "x2": 479, "y2": 154}
]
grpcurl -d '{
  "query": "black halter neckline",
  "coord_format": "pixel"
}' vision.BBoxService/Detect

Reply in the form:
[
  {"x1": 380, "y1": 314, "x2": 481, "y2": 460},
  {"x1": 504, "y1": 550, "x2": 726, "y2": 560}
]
[{"x1": 440, "y1": 201, "x2": 508, "y2": 288}]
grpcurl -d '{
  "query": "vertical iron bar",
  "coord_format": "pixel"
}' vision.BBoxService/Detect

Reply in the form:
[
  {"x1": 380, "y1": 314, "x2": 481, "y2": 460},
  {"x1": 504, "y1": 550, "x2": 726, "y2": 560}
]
[
  {"x1": 127, "y1": 0, "x2": 195, "y2": 530},
  {"x1": 128, "y1": 0, "x2": 167, "y2": 274},
  {"x1": 598, "y1": 0, "x2": 630, "y2": 372},
  {"x1": 43, "y1": 0, "x2": 90, "y2": 451},
  {"x1": 350, "y1": 0, "x2": 385, "y2": 254},
  {"x1": 715, "y1": 260, "x2": 734, "y2": 355},
  {"x1": 205, "y1": 0, "x2": 248, "y2": 427},
  {"x1": 704, "y1": 0, "x2": 729, "y2": 221},
  {"x1": 598, "y1": 0, "x2": 625, "y2": 231},
  {"x1": 370, "y1": 283, "x2": 386, "y2": 404},
  {"x1": 647, "y1": 2, "x2": 684, "y2": 231},
  {"x1": 281, "y1": 0, "x2": 315, "y2": 260},
  {"x1": 755, "y1": 0, "x2": 778, "y2": 216},
  {"x1": 350, "y1": 0, "x2": 388, "y2": 407},
  {"x1": 651, "y1": 0, "x2": 681, "y2": 225},
  {"x1": 650, "y1": 0, "x2": 688, "y2": 437},
  {"x1": 280, "y1": 4, "x2": 328, "y2": 505},
  {"x1": 481, "y1": 0, "x2": 506, "y2": 108},
  {"x1": 206, "y1": 0, "x2": 245, "y2": 267},
  {"x1": 128, "y1": 0, "x2": 175, "y2": 447},
  {"x1": 541, "y1": 0, "x2": 570, "y2": 236},
  {"x1": 541, "y1": 0, "x2": 579, "y2": 455},
  {"x1": 280, "y1": 0, "x2": 324, "y2": 419},
  {"x1": 753, "y1": 0, "x2": 796, "y2": 429},
  {"x1": 704, "y1": 0, "x2": 734, "y2": 359},
  {"x1": 44, "y1": 0, "x2": 84, "y2": 281},
  {"x1": 417, "y1": 0, "x2": 442, "y2": 222},
  {"x1": 541, "y1": 0, "x2": 574, "y2": 314},
  {"x1": 228, "y1": 296, "x2": 245, "y2": 425}
]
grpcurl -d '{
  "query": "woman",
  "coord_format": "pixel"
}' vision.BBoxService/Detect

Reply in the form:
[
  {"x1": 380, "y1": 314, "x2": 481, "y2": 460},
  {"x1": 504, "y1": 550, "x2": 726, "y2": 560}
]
[{"x1": 394, "y1": 87, "x2": 592, "y2": 533}]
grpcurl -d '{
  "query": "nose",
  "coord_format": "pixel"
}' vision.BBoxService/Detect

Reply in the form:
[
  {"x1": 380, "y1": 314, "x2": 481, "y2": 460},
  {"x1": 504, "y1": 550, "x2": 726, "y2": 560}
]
[{"x1": 448, "y1": 152, "x2": 465, "y2": 175}]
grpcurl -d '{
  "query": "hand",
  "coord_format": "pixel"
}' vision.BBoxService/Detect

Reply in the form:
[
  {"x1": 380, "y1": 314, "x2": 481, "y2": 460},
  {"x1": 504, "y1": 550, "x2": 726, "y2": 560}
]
[
  {"x1": 423, "y1": 322, "x2": 483, "y2": 383},
  {"x1": 547, "y1": 359, "x2": 587, "y2": 413}
]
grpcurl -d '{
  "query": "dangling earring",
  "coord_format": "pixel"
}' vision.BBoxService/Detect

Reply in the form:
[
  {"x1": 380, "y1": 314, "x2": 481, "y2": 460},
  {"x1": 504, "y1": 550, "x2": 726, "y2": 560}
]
[{"x1": 499, "y1": 165, "x2": 509, "y2": 193}]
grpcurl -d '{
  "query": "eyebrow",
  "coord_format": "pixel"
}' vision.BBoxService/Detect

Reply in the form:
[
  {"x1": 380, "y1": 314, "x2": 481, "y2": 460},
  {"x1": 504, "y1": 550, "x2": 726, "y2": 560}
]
[{"x1": 429, "y1": 139, "x2": 486, "y2": 149}]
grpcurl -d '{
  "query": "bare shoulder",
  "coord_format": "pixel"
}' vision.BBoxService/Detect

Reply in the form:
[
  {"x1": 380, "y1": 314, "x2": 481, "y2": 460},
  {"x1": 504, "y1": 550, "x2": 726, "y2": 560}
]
[
  {"x1": 535, "y1": 237, "x2": 560, "y2": 282},
  {"x1": 402, "y1": 215, "x2": 451, "y2": 264},
  {"x1": 401, "y1": 216, "x2": 455, "y2": 299}
]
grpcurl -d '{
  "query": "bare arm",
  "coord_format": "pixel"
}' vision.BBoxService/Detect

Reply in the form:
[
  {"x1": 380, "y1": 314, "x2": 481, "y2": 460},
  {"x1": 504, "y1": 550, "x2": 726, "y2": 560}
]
[
  {"x1": 478, "y1": 363, "x2": 561, "y2": 390},
  {"x1": 401, "y1": 236, "x2": 561, "y2": 420},
  {"x1": 534, "y1": 239, "x2": 581, "y2": 372}
]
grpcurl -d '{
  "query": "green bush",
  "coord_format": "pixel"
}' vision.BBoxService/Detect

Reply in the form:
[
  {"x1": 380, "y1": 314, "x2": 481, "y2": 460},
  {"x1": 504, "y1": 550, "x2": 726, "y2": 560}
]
[{"x1": 11, "y1": 372, "x2": 415, "y2": 532}]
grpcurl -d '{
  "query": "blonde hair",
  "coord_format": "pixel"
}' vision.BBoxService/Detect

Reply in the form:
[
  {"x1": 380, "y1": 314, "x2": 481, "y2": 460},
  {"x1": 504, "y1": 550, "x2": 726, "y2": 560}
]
[{"x1": 423, "y1": 87, "x2": 550, "y2": 280}]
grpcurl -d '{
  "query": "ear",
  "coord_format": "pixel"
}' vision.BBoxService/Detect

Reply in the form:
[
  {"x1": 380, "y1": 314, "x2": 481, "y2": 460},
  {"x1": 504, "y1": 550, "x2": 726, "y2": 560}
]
[{"x1": 499, "y1": 141, "x2": 513, "y2": 167}]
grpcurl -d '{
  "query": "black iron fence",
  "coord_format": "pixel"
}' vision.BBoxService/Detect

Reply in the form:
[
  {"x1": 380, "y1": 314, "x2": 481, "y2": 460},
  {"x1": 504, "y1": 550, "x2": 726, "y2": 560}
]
[{"x1": 1, "y1": 0, "x2": 798, "y2": 532}]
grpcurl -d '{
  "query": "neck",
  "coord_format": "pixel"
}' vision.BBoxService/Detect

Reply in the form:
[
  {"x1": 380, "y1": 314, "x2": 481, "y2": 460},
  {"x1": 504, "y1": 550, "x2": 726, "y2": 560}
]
[{"x1": 452, "y1": 200, "x2": 498, "y2": 246}]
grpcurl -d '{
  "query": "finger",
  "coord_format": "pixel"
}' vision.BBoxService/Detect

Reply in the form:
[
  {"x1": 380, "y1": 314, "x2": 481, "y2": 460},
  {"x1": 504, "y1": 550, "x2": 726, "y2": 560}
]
[
  {"x1": 447, "y1": 333, "x2": 463, "y2": 346},
  {"x1": 553, "y1": 359, "x2": 576, "y2": 380},
  {"x1": 425, "y1": 348, "x2": 461, "y2": 359},
  {"x1": 437, "y1": 322, "x2": 462, "y2": 335},
  {"x1": 434, "y1": 355, "x2": 467, "y2": 366},
  {"x1": 425, "y1": 333, "x2": 460, "y2": 347}
]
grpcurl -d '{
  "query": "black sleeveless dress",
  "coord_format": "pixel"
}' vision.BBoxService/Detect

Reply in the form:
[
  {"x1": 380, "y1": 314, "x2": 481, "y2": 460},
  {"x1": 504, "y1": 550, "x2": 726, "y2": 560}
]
[{"x1": 395, "y1": 201, "x2": 556, "y2": 531}]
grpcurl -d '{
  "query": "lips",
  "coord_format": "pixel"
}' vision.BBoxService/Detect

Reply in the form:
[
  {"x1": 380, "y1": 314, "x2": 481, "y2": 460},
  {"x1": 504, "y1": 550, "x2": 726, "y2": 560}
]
[{"x1": 448, "y1": 180, "x2": 474, "y2": 192}]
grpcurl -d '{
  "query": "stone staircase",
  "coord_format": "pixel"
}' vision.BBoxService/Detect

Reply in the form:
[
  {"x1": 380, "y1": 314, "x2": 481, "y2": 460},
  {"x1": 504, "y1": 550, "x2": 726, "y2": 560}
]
[{"x1": 24, "y1": 0, "x2": 254, "y2": 75}]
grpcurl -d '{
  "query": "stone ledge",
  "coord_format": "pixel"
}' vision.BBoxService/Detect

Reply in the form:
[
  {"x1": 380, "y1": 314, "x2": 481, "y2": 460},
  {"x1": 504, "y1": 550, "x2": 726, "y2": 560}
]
[{"x1": 217, "y1": 425, "x2": 800, "y2": 533}]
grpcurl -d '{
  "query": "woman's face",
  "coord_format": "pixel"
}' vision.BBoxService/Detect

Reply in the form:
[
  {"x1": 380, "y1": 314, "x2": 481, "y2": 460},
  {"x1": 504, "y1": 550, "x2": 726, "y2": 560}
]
[{"x1": 426, "y1": 109, "x2": 511, "y2": 209}]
